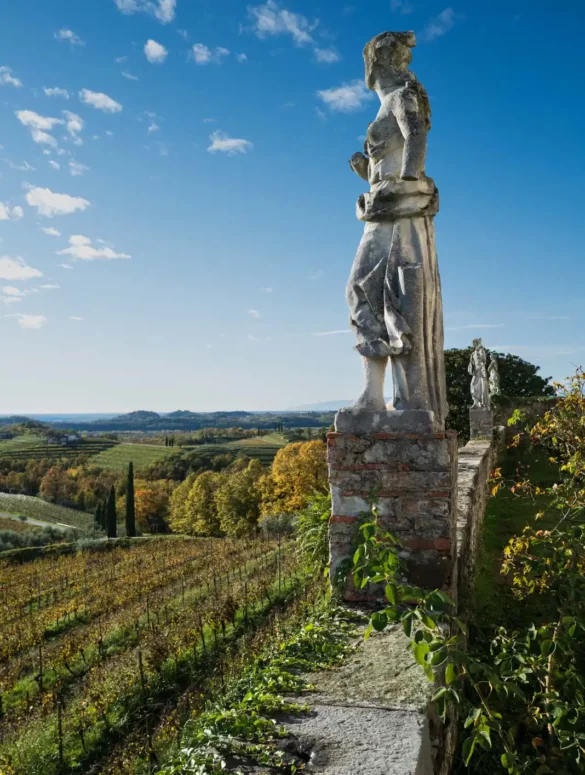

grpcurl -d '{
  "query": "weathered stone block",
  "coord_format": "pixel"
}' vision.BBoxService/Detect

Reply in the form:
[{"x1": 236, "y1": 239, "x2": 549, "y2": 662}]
[{"x1": 469, "y1": 407, "x2": 493, "y2": 439}]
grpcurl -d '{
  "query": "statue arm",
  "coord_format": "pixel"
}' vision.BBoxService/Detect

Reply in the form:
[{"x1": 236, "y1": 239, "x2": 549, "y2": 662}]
[
  {"x1": 393, "y1": 89, "x2": 428, "y2": 181},
  {"x1": 349, "y1": 152, "x2": 370, "y2": 182}
]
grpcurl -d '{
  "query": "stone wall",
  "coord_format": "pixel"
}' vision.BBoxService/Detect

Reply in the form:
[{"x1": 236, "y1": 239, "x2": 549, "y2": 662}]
[{"x1": 319, "y1": 433, "x2": 500, "y2": 774}]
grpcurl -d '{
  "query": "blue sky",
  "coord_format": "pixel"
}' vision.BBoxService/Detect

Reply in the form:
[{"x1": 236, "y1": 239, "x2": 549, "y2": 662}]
[{"x1": 0, "y1": 0, "x2": 583, "y2": 412}]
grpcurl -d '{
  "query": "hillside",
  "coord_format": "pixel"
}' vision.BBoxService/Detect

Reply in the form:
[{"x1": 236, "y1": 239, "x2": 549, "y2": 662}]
[
  {"x1": 0, "y1": 493, "x2": 93, "y2": 531},
  {"x1": 0, "y1": 435, "x2": 117, "y2": 462},
  {"x1": 92, "y1": 442, "x2": 177, "y2": 472}
]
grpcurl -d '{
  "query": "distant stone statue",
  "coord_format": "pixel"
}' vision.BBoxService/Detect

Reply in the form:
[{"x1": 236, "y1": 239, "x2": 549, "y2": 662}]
[
  {"x1": 346, "y1": 31, "x2": 448, "y2": 427},
  {"x1": 488, "y1": 358, "x2": 501, "y2": 396},
  {"x1": 469, "y1": 339, "x2": 490, "y2": 408}
]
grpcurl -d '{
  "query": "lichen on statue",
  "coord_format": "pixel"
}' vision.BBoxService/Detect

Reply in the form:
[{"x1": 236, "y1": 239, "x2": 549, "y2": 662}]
[{"x1": 346, "y1": 30, "x2": 448, "y2": 428}]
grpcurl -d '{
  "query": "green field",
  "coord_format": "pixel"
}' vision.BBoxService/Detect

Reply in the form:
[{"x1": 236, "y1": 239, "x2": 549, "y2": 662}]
[
  {"x1": 0, "y1": 436, "x2": 117, "y2": 462},
  {"x1": 92, "y1": 442, "x2": 177, "y2": 472},
  {"x1": 0, "y1": 493, "x2": 93, "y2": 531}
]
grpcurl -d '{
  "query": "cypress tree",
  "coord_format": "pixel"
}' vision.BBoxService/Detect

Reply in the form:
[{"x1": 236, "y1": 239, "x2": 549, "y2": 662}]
[
  {"x1": 125, "y1": 462, "x2": 136, "y2": 537},
  {"x1": 106, "y1": 486, "x2": 117, "y2": 539}
]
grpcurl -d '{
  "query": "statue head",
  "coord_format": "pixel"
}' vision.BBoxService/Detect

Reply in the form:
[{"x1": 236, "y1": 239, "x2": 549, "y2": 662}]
[
  {"x1": 472, "y1": 338, "x2": 483, "y2": 349},
  {"x1": 363, "y1": 31, "x2": 416, "y2": 90}
]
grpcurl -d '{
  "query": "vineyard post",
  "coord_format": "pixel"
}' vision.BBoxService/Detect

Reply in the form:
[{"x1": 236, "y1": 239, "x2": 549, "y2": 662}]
[
  {"x1": 138, "y1": 645, "x2": 146, "y2": 692},
  {"x1": 57, "y1": 696, "x2": 64, "y2": 765},
  {"x1": 244, "y1": 582, "x2": 248, "y2": 627},
  {"x1": 37, "y1": 640, "x2": 44, "y2": 694},
  {"x1": 277, "y1": 534, "x2": 282, "y2": 594}
]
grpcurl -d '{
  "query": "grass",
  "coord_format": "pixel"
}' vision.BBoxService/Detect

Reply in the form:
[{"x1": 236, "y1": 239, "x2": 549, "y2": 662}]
[
  {"x1": 92, "y1": 442, "x2": 176, "y2": 472},
  {"x1": 0, "y1": 493, "x2": 93, "y2": 531},
  {"x1": 470, "y1": 441, "x2": 559, "y2": 641},
  {"x1": 0, "y1": 436, "x2": 117, "y2": 462}
]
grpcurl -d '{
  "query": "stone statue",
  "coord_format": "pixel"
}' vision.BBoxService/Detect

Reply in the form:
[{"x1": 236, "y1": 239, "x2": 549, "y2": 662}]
[
  {"x1": 346, "y1": 31, "x2": 448, "y2": 427},
  {"x1": 469, "y1": 339, "x2": 490, "y2": 408},
  {"x1": 488, "y1": 358, "x2": 501, "y2": 396}
]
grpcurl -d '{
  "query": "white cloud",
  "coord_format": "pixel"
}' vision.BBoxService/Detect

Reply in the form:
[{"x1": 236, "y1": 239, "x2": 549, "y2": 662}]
[
  {"x1": 39, "y1": 283, "x2": 60, "y2": 289},
  {"x1": 55, "y1": 29, "x2": 85, "y2": 46},
  {"x1": 34, "y1": 130, "x2": 59, "y2": 147},
  {"x1": 48, "y1": 160, "x2": 60, "y2": 170},
  {"x1": 2, "y1": 159, "x2": 35, "y2": 172},
  {"x1": 237, "y1": 53, "x2": 248, "y2": 63},
  {"x1": 79, "y1": 89, "x2": 123, "y2": 113},
  {"x1": 116, "y1": 56, "x2": 128, "y2": 63},
  {"x1": 25, "y1": 186, "x2": 91, "y2": 217},
  {"x1": 68, "y1": 315, "x2": 84, "y2": 320},
  {"x1": 148, "y1": 122, "x2": 160, "y2": 133},
  {"x1": 0, "y1": 256, "x2": 43, "y2": 281},
  {"x1": 391, "y1": 0, "x2": 414, "y2": 13},
  {"x1": 192, "y1": 44, "x2": 230, "y2": 64},
  {"x1": 122, "y1": 71, "x2": 139, "y2": 81},
  {"x1": 69, "y1": 160, "x2": 89, "y2": 176},
  {"x1": 57, "y1": 234, "x2": 131, "y2": 261},
  {"x1": 312, "y1": 329, "x2": 350, "y2": 336},
  {"x1": 44, "y1": 87, "x2": 70, "y2": 99},
  {"x1": 207, "y1": 131, "x2": 253, "y2": 155},
  {"x1": 317, "y1": 80, "x2": 374, "y2": 112},
  {"x1": 0, "y1": 202, "x2": 24, "y2": 221},
  {"x1": 309, "y1": 269, "x2": 324, "y2": 280},
  {"x1": 144, "y1": 39, "x2": 168, "y2": 64},
  {"x1": 59, "y1": 263, "x2": 73, "y2": 269},
  {"x1": 419, "y1": 8, "x2": 456, "y2": 42},
  {"x1": 16, "y1": 110, "x2": 63, "y2": 132},
  {"x1": 314, "y1": 47, "x2": 340, "y2": 63},
  {"x1": 14, "y1": 314, "x2": 48, "y2": 330},
  {"x1": 0, "y1": 66, "x2": 23, "y2": 88},
  {"x1": 63, "y1": 111, "x2": 84, "y2": 142},
  {"x1": 247, "y1": 309, "x2": 261, "y2": 318},
  {"x1": 248, "y1": 0, "x2": 317, "y2": 45},
  {"x1": 261, "y1": 287, "x2": 273, "y2": 293},
  {"x1": 2, "y1": 286, "x2": 25, "y2": 297},
  {"x1": 114, "y1": 0, "x2": 176, "y2": 23},
  {"x1": 42, "y1": 227, "x2": 61, "y2": 237}
]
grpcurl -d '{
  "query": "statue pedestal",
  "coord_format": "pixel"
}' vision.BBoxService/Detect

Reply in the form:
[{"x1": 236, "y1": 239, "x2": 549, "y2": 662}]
[
  {"x1": 328, "y1": 410, "x2": 458, "y2": 600},
  {"x1": 469, "y1": 408, "x2": 493, "y2": 439}
]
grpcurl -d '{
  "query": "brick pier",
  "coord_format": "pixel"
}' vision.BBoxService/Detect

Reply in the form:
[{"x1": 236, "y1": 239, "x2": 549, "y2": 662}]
[{"x1": 327, "y1": 410, "x2": 458, "y2": 597}]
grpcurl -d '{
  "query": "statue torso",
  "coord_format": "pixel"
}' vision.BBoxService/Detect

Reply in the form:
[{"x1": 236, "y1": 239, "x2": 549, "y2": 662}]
[{"x1": 366, "y1": 91, "x2": 405, "y2": 185}]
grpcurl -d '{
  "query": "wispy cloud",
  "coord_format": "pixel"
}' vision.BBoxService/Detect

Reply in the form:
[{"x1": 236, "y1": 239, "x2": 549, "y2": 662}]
[
  {"x1": 247, "y1": 309, "x2": 261, "y2": 318},
  {"x1": 445, "y1": 323, "x2": 504, "y2": 331},
  {"x1": 248, "y1": 0, "x2": 317, "y2": 45},
  {"x1": 113, "y1": 0, "x2": 176, "y2": 24},
  {"x1": 247, "y1": 1, "x2": 338, "y2": 64},
  {"x1": 0, "y1": 256, "x2": 43, "y2": 281},
  {"x1": 55, "y1": 29, "x2": 85, "y2": 46},
  {"x1": 261, "y1": 287, "x2": 273, "y2": 293},
  {"x1": 192, "y1": 44, "x2": 230, "y2": 64},
  {"x1": 419, "y1": 8, "x2": 456, "y2": 42},
  {"x1": 12, "y1": 314, "x2": 48, "y2": 329},
  {"x1": 42, "y1": 227, "x2": 61, "y2": 237},
  {"x1": 122, "y1": 71, "x2": 139, "y2": 81},
  {"x1": 317, "y1": 80, "x2": 374, "y2": 112},
  {"x1": 309, "y1": 269, "x2": 324, "y2": 280},
  {"x1": 391, "y1": 0, "x2": 414, "y2": 14},
  {"x1": 314, "y1": 47, "x2": 340, "y2": 63},
  {"x1": 528, "y1": 315, "x2": 571, "y2": 321},
  {"x1": 0, "y1": 66, "x2": 23, "y2": 88},
  {"x1": 25, "y1": 186, "x2": 91, "y2": 217},
  {"x1": 69, "y1": 160, "x2": 89, "y2": 176},
  {"x1": 312, "y1": 329, "x2": 350, "y2": 336},
  {"x1": 68, "y1": 315, "x2": 84, "y2": 321},
  {"x1": 79, "y1": 89, "x2": 122, "y2": 113},
  {"x1": 0, "y1": 202, "x2": 24, "y2": 221},
  {"x1": 44, "y1": 87, "x2": 69, "y2": 99},
  {"x1": 144, "y1": 39, "x2": 168, "y2": 64},
  {"x1": 207, "y1": 131, "x2": 253, "y2": 155},
  {"x1": 57, "y1": 234, "x2": 130, "y2": 261}
]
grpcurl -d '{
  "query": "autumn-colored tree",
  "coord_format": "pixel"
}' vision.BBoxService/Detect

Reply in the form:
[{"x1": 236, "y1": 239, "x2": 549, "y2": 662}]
[
  {"x1": 184, "y1": 471, "x2": 224, "y2": 536},
  {"x1": 39, "y1": 466, "x2": 76, "y2": 504},
  {"x1": 167, "y1": 474, "x2": 198, "y2": 534},
  {"x1": 216, "y1": 458, "x2": 263, "y2": 537},
  {"x1": 259, "y1": 440, "x2": 328, "y2": 516},
  {"x1": 134, "y1": 485, "x2": 170, "y2": 534}
]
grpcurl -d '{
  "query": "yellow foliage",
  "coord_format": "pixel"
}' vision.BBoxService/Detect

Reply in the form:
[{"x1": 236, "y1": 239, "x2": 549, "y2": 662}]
[{"x1": 259, "y1": 440, "x2": 328, "y2": 516}]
